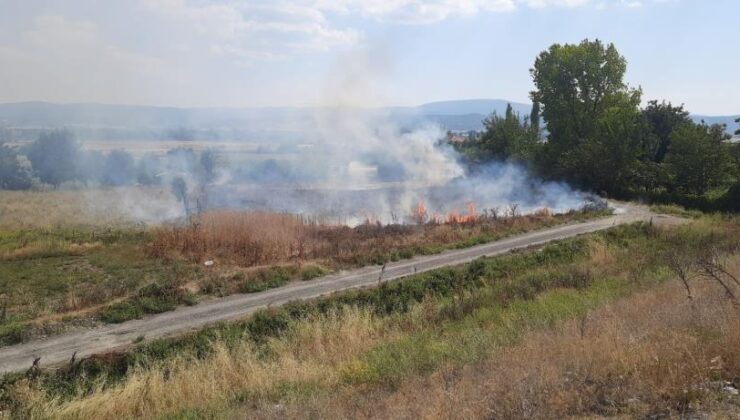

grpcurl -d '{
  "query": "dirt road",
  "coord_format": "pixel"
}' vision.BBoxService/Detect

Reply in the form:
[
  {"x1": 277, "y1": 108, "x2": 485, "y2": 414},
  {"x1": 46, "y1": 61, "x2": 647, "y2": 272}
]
[{"x1": 0, "y1": 204, "x2": 680, "y2": 374}]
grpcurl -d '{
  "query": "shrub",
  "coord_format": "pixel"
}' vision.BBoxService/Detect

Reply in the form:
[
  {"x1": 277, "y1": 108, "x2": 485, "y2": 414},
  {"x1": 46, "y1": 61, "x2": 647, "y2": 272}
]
[
  {"x1": 99, "y1": 302, "x2": 144, "y2": 324},
  {"x1": 239, "y1": 267, "x2": 291, "y2": 293},
  {"x1": 301, "y1": 265, "x2": 326, "y2": 280},
  {"x1": 0, "y1": 323, "x2": 26, "y2": 346},
  {"x1": 246, "y1": 310, "x2": 291, "y2": 343}
]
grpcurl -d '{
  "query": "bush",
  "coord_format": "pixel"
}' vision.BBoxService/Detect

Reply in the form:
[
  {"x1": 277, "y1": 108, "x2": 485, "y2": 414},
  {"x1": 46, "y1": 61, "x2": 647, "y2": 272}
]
[
  {"x1": 239, "y1": 267, "x2": 291, "y2": 293},
  {"x1": 246, "y1": 309, "x2": 291, "y2": 343},
  {"x1": 99, "y1": 281, "x2": 186, "y2": 323},
  {"x1": 0, "y1": 323, "x2": 26, "y2": 346},
  {"x1": 300, "y1": 265, "x2": 326, "y2": 280},
  {"x1": 99, "y1": 302, "x2": 144, "y2": 324}
]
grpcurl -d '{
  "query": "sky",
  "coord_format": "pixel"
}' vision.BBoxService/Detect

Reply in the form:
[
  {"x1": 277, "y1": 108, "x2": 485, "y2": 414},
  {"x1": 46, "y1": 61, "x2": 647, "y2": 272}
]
[{"x1": 0, "y1": 0, "x2": 737, "y2": 115}]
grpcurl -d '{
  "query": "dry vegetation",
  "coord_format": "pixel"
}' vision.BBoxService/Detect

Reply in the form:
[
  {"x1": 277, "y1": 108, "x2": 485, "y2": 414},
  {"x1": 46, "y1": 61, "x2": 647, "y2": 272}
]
[
  {"x1": 265, "y1": 268, "x2": 740, "y2": 420},
  {"x1": 0, "y1": 188, "x2": 179, "y2": 229},
  {"x1": 0, "y1": 189, "x2": 604, "y2": 345},
  {"x1": 149, "y1": 208, "x2": 594, "y2": 267},
  {"x1": 4, "y1": 217, "x2": 738, "y2": 419}
]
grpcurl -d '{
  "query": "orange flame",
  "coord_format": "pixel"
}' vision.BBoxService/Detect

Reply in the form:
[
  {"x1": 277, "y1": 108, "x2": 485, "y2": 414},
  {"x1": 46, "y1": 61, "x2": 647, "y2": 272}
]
[
  {"x1": 412, "y1": 200, "x2": 428, "y2": 224},
  {"x1": 411, "y1": 200, "x2": 477, "y2": 225},
  {"x1": 446, "y1": 202, "x2": 477, "y2": 224}
]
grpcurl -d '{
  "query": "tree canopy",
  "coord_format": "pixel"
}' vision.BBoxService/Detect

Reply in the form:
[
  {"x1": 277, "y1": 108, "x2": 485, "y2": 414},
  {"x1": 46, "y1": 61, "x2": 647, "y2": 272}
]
[
  {"x1": 25, "y1": 130, "x2": 82, "y2": 187},
  {"x1": 0, "y1": 144, "x2": 33, "y2": 190},
  {"x1": 455, "y1": 38, "x2": 739, "y2": 210},
  {"x1": 530, "y1": 39, "x2": 643, "y2": 193},
  {"x1": 665, "y1": 123, "x2": 732, "y2": 196}
]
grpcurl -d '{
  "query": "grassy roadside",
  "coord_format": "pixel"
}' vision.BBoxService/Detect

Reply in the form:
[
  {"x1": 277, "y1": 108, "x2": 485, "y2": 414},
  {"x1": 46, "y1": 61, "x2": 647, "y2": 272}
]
[
  {"x1": 3, "y1": 216, "x2": 737, "y2": 418},
  {"x1": 0, "y1": 207, "x2": 607, "y2": 346},
  {"x1": 649, "y1": 203, "x2": 705, "y2": 219}
]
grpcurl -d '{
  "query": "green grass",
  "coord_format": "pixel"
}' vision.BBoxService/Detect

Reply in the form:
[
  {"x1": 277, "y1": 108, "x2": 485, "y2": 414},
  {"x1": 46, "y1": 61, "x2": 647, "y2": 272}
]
[
  {"x1": 0, "y1": 224, "x2": 623, "y2": 404},
  {"x1": 0, "y1": 207, "x2": 612, "y2": 347},
  {"x1": 344, "y1": 271, "x2": 667, "y2": 386},
  {"x1": 649, "y1": 204, "x2": 704, "y2": 218},
  {"x1": 238, "y1": 267, "x2": 292, "y2": 293},
  {"x1": 0, "y1": 324, "x2": 25, "y2": 346},
  {"x1": 98, "y1": 275, "x2": 199, "y2": 323},
  {"x1": 0, "y1": 228, "x2": 206, "y2": 339},
  {"x1": 4, "y1": 219, "x2": 736, "y2": 417},
  {"x1": 5, "y1": 213, "x2": 736, "y2": 417}
]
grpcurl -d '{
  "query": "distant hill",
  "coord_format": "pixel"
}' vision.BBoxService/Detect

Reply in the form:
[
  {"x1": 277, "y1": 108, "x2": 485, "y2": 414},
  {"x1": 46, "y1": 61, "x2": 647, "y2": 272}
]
[
  {"x1": 0, "y1": 100, "x2": 736, "y2": 138},
  {"x1": 416, "y1": 99, "x2": 531, "y2": 117},
  {"x1": 691, "y1": 115, "x2": 740, "y2": 134},
  {"x1": 415, "y1": 100, "x2": 739, "y2": 134}
]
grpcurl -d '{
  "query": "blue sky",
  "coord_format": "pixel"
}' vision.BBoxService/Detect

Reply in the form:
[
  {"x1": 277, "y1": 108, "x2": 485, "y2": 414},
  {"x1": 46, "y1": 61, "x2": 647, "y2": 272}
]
[{"x1": 0, "y1": 0, "x2": 737, "y2": 114}]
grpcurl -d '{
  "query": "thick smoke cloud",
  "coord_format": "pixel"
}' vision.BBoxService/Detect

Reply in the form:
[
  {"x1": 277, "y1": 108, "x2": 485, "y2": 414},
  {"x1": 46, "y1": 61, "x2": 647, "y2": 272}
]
[
  {"x1": 198, "y1": 109, "x2": 590, "y2": 225},
  {"x1": 4, "y1": 110, "x2": 591, "y2": 226}
]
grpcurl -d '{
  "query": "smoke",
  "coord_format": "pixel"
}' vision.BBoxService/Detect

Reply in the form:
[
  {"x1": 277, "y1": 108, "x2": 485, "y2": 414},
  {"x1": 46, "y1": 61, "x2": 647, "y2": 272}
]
[
  {"x1": 199, "y1": 109, "x2": 590, "y2": 225},
  {"x1": 187, "y1": 47, "x2": 591, "y2": 225},
  {"x1": 12, "y1": 109, "x2": 591, "y2": 226},
  {"x1": 7, "y1": 47, "x2": 592, "y2": 226}
]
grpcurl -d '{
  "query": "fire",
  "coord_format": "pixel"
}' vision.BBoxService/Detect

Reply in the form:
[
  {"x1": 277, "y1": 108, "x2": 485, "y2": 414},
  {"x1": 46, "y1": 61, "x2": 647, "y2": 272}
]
[
  {"x1": 411, "y1": 200, "x2": 477, "y2": 225},
  {"x1": 446, "y1": 202, "x2": 477, "y2": 224},
  {"x1": 412, "y1": 200, "x2": 428, "y2": 224}
]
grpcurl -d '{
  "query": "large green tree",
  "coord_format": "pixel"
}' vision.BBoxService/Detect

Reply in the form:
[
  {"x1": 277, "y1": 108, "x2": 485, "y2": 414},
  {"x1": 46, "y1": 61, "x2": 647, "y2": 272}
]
[
  {"x1": 665, "y1": 123, "x2": 732, "y2": 195},
  {"x1": 642, "y1": 100, "x2": 692, "y2": 162},
  {"x1": 25, "y1": 130, "x2": 82, "y2": 187},
  {"x1": 473, "y1": 104, "x2": 537, "y2": 163},
  {"x1": 530, "y1": 39, "x2": 643, "y2": 193}
]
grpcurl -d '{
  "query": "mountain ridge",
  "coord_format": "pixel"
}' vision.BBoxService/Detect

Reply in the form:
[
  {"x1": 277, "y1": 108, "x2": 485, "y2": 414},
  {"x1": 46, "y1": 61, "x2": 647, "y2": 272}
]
[{"x1": 0, "y1": 99, "x2": 736, "y2": 135}]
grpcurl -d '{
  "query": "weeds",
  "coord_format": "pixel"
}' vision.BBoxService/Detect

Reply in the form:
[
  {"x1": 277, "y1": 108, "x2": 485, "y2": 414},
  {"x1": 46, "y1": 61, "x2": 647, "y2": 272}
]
[
  {"x1": 0, "y1": 205, "x2": 605, "y2": 342},
  {"x1": 148, "y1": 208, "x2": 602, "y2": 268},
  {"x1": 8, "y1": 219, "x2": 734, "y2": 419}
]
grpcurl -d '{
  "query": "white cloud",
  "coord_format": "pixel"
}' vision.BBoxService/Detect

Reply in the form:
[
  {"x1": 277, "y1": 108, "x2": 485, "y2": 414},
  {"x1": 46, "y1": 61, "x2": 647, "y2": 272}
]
[
  {"x1": 0, "y1": 0, "x2": 683, "y2": 107},
  {"x1": 134, "y1": 0, "x2": 674, "y2": 66},
  {"x1": 141, "y1": 0, "x2": 361, "y2": 63}
]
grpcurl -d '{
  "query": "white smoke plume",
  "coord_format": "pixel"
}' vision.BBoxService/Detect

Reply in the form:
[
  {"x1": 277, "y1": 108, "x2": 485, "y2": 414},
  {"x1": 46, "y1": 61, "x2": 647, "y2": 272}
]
[{"x1": 42, "y1": 47, "x2": 592, "y2": 226}]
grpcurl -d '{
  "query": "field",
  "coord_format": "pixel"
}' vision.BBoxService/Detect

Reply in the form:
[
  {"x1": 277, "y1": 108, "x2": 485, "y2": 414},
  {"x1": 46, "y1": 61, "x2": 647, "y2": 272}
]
[
  {"x1": 1, "y1": 216, "x2": 738, "y2": 418},
  {"x1": 0, "y1": 189, "x2": 604, "y2": 346},
  {"x1": 0, "y1": 188, "x2": 181, "y2": 229}
]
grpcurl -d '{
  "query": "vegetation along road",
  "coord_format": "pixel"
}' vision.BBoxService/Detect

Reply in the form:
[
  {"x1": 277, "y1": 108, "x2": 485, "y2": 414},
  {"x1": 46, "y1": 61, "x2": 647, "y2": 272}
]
[{"x1": 0, "y1": 203, "x2": 681, "y2": 374}]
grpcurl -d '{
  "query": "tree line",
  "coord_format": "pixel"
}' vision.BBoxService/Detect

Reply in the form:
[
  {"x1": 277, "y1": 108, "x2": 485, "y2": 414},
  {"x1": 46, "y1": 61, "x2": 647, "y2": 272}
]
[
  {"x1": 456, "y1": 39, "x2": 740, "y2": 212},
  {"x1": 0, "y1": 129, "x2": 217, "y2": 190}
]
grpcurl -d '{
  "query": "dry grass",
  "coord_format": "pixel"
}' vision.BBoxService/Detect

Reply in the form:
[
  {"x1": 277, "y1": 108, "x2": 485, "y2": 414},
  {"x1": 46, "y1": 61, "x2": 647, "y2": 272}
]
[
  {"x1": 267, "y1": 268, "x2": 740, "y2": 420},
  {"x1": 0, "y1": 188, "x2": 180, "y2": 229},
  {"x1": 149, "y1": 209, "x2": 583, "y2": 267},
  {"x1": 10, "y1": 308, "x2": 396, "y2": 419},
  {"x1": 7, "y1": 224, "x2": 738, "y2": 419},
  {"x1": 10, "y1": 250, "x2": 739, "y2": 419},
  {"x1": 0, "y1": 242, "x2": 102, "y2": 261},
  {"x1": 9, "y1": 217, "x2": 739, "y2": 419}
]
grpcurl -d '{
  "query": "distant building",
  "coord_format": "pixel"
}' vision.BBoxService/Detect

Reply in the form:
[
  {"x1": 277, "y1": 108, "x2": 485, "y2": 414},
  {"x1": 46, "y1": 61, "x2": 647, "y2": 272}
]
[
  {"x1": 446, "y1": 130, "x2": 479, "y2": 144},
  {"x1": 447, "y1": 133, "x2": 467, "y2": 144}
]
